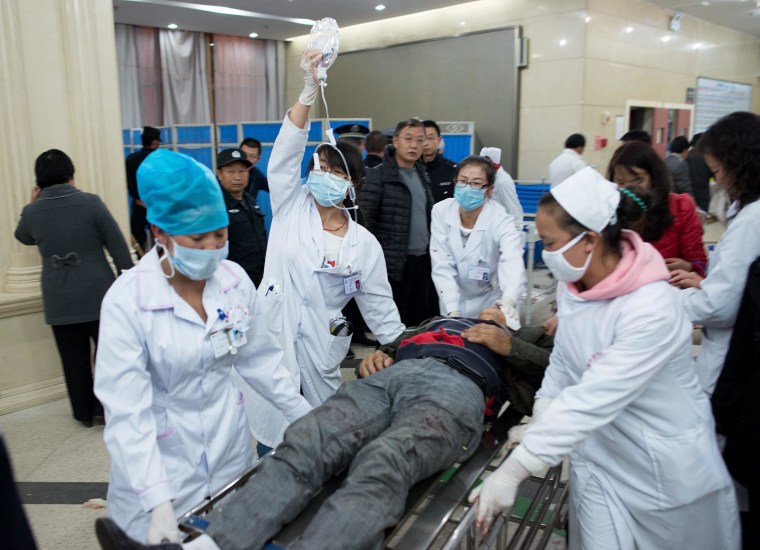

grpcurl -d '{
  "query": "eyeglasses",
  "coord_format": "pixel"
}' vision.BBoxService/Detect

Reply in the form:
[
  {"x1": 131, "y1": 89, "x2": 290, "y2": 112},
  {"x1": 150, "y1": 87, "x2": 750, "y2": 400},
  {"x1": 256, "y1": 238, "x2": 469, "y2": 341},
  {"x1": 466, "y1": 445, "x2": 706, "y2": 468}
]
[{"x1": 455, "y1": 180, "x2": 491, "y2": 190}]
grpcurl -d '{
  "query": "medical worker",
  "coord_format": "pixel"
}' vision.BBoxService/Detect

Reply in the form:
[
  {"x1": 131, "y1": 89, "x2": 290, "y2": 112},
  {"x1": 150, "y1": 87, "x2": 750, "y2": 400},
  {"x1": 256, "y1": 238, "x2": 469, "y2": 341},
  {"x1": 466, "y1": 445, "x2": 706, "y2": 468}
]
[
  {"x1": 670, "y1": 111, "x2": 760, "y2": 395},
  {"x1": 244, "y1": 49, "x2": 404, "y2": 453},
  {"x1": 470, "y1": 167, "x2": 740, "y2": 549},
  {"x1": 94, "y1": 150, "x2": 311, "y2": 543},
  {"x1": 430, "y1": 155, "x2": 525, "y2": 323}
]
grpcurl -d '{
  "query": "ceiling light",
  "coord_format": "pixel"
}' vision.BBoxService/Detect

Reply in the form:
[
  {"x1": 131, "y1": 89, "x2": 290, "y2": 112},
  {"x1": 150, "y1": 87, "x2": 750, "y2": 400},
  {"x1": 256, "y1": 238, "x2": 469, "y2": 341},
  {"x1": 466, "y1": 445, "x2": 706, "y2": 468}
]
[
  {"x1": 585, "y1": 16, "x2": 591, "y2": 23},
  {"x1": 168, "y1": 23, "x2": 178, "y2": 29},
  {"x1": 700, "y1": 1, "x2": 710, "y2": 6},
  {"x1": 662, "y1": 35, "x2": 671, "y2": 42},
  {"x1": 625, "y1": 26, "x2": 633, "y2": 33},
  {"x1": 559, "y1": 39, "x2": 567, "y2": 46},
  {"x1": 459, "y1": 20, "x2": 466, "y2": 26},
  {"x1": 209, "y1": 42, "x2": 215, "y2": 47},
  {"x1": 693, "y1": 42, "x2": 701, "y2": 49},
  {"x1": 249, "y1": 32, "x2": 258, "y2": 38},
  {"x1": 375, "y1": 4, "x2": 386, "y2": 11}
]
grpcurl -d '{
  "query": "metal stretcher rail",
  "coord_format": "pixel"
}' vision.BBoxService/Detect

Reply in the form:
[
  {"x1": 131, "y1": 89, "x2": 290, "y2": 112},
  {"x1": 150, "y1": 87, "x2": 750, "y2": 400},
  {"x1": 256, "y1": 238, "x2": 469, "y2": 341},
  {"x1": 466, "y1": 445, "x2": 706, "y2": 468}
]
[{"x1": 177, "y1": 443, "x2": 568, "y2": 550}]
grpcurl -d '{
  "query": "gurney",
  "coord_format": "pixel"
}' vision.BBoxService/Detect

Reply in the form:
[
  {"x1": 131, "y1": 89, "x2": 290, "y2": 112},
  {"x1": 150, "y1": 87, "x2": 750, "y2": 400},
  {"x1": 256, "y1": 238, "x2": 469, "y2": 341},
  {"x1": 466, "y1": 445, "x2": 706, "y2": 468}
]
[{"x1": 177, "y1": 414, "x2": 569, "y2": 550}]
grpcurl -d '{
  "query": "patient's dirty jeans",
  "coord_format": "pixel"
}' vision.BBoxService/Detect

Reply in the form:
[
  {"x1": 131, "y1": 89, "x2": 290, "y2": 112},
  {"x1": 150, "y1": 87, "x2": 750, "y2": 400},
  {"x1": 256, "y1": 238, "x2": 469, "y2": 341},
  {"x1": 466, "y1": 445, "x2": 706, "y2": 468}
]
[{"x1": 205, "y1": 357, "x2": 485, "y2": 550}]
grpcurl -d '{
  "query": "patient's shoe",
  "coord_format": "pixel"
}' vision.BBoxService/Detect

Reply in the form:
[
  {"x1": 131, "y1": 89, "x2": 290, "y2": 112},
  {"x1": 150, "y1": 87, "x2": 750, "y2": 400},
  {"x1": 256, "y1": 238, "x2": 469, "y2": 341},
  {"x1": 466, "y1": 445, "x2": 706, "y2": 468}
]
[{"x1": 95, "y1": 518, "x2": 183, "y2": 550}]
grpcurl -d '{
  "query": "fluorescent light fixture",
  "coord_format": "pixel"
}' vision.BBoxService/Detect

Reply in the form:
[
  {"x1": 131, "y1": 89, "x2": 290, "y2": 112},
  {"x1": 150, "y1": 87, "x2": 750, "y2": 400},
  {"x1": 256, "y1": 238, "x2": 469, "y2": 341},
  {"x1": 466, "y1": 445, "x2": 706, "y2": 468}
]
[
  {"x1": 585, "y1": 16, "x2": 591, "y2": 23},
  {"x1": 693, "y1": 42, "x2": 701, "y2": 49},
  {"x1": 168, "y1": 23, "x2": 178, "y2": 29},
  {"x1": 249, "y1": 32, "x2": 258, "y2": 38},
  {"x1": 559, "y1": 39, "x2": 567, "y2": 46},
  {"x1": 459, "y1": 20, "x2": 466, "y2": 26},
  {"x1": 662, "y1": 35, "x2": 671, "y2": 42},
  {"x1": 120, "y1": 0, "x2": 315, "y2": 26},
  {"x1": 700, "y1": 1, "x2": 710, "y2": 6},
  {"x1": 375, "y1": 4, "x2": 386, "y2": 11},
  {"x1": 625, "y1": 26, "x2": 633, "y2": 33}
]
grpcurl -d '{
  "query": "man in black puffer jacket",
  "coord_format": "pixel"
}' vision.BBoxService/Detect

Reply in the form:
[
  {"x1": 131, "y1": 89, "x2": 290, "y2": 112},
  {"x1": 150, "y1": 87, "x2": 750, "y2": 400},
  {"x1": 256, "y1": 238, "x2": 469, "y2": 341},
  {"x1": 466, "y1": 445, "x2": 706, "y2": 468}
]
[{"x1": 361, "y1": 118, "x2": 438, "y2": 325}]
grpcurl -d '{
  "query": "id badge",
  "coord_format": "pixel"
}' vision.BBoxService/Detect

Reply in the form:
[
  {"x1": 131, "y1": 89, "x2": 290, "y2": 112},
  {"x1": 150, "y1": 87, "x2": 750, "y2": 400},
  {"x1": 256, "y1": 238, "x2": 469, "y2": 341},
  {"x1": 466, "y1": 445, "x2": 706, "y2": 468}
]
[
  {"x1": 343, "y1": 273, "x2": 362, "y2": 295},
  {"x1": 468, "y1": 265, "x2": 491, "y2": 281},
  {"x1": 210, "y1": 327, "x2": 248, "y2": 358}
]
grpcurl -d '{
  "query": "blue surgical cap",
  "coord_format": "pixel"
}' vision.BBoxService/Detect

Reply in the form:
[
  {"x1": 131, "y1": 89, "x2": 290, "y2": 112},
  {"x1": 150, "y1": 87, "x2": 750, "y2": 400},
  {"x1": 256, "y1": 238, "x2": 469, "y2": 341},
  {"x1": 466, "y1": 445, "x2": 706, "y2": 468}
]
[{"x1": 137, "y1": 149, "x2": 228, "y2": 235}]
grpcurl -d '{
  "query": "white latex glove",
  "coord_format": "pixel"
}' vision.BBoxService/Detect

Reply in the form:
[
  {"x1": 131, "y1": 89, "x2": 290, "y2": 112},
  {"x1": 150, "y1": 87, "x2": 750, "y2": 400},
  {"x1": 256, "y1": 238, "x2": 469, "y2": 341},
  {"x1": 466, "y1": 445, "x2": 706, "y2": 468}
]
[
  {"x1": 146, "y1": 500, "x2": 181, "y2": 544},
  {"x1": 468, "y1": 454, "x2": 530, "y2": 536},
  {"x1": 496, "y1": 297, "x2": 521, "y2": 331},
  {"x1": 507, "y1": 396, "x2": 553, "y2": 450},
  {"x1": 298, "y1": 49, "x2": 322, "y2": 106}
]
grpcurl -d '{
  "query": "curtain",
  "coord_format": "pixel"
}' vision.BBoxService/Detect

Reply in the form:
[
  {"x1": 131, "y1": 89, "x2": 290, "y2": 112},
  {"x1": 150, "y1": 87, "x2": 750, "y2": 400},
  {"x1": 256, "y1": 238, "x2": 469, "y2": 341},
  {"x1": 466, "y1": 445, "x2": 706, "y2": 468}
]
[
  {"x1": 115, "y1": 24, "x2": 141, "y2": 129},
  {"x1": 159, "y1": 29, "x2": 210, "y2": 125},
  {"x1": 136, "y1": 27, "x2": 162, "y2": 127},
  {"x1": 213, "y1": 35, "x2": 284, "y2": 123}
]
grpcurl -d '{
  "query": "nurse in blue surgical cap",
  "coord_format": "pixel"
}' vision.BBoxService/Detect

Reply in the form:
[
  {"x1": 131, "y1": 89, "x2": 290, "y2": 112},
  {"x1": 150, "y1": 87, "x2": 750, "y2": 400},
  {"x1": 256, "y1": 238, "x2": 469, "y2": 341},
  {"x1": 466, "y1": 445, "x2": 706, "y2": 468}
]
[{"x1": 94, "y1": 150, "x2": 310, "y2": 544}]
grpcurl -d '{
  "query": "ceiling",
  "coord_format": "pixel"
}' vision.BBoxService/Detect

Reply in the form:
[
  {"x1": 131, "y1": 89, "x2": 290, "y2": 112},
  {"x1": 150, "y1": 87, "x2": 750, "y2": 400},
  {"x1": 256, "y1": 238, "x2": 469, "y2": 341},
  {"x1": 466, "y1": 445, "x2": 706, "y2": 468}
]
[
  {"x1": 113, "y1": 0, "x2": 760, "y2": 40},
  {"x1": 112, "y1": 0, "x2": 467, "y2": 41},
  {"x1": 648, "y1": 0, "x2": 760, "y2": 37}
]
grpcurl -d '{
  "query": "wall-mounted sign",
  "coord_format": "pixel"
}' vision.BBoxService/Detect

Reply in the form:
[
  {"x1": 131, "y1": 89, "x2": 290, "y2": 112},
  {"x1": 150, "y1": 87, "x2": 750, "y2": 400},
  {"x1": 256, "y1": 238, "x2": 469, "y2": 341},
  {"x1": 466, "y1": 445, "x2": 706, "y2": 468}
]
[{"x1": 694, "y1": 77, "x2": 752, "y2": 133}]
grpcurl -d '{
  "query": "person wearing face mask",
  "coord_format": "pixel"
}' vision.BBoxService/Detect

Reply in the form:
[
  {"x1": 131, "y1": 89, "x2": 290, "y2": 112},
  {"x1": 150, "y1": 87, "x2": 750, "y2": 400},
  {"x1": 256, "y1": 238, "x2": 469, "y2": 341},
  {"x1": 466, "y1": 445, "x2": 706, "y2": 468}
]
[
  {"x1": 242, "y1": 49, "x2": 404, "y2": 456},
  {"x1": 430, "y1": 155, "x2": 525, "y2": 325},
  {"x1": 93, "y1": 149, "x2": 311, "y2": 543},
  {"x1": 470, "y1": 167, "x2": 740, "y2": 549}
]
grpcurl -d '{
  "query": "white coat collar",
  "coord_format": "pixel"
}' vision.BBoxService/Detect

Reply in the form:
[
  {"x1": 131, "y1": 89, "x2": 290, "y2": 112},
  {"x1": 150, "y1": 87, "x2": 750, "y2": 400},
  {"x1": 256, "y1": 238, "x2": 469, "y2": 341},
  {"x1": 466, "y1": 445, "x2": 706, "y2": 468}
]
[{"x1": 134, "y1": 248, "x2": 242, "y2": 311}]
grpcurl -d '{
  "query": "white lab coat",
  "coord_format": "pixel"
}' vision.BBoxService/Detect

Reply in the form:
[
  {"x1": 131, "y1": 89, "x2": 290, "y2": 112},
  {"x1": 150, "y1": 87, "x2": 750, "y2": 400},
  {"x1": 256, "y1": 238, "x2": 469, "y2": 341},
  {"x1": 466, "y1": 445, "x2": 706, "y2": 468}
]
[
  {"x1": 521, "y1": 234, "x2": 738, "y2": 549},
  {"x1": 244, "y1": 114, "x2": 404, "y2": 448},
  {"x1": 547, "y1": 148, "x2": 587, "y2": 188},
  {"x1": 95, "y1": 250, "x2": 311, "y2": 541},
  {"x1": 682, "y1": 198, "x2": 760, "y2": 394},
  {"x1": 430, "y1": 198, "x2": 526, "y2": 317},
  {"x1": 492, "y1": 166, "x2": 523, "y2": 225}
]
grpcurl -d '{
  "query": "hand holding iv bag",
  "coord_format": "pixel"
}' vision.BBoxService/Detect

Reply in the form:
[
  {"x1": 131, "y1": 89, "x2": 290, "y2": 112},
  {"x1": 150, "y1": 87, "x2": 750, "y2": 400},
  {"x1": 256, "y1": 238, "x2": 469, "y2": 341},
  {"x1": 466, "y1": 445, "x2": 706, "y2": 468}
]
[{"x1": 308, "y1": 18, "x2": 340, "y2": 82}]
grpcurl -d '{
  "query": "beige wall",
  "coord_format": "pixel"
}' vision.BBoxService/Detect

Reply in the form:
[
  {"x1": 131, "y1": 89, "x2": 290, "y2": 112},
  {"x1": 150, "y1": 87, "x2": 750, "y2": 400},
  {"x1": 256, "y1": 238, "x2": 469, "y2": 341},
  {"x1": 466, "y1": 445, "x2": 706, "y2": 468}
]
[
  {"x1": 0, "y1": 0, "x2": 130, "y2": 413},
  {"x1": 285, "y1": 0, "x2": 758, "y2": 179}
]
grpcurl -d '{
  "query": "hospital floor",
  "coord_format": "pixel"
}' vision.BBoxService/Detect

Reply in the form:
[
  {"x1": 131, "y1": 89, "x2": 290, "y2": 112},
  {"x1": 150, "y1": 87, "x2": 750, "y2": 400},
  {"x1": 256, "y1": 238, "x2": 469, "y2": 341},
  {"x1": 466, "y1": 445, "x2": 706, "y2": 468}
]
[{"x1": 1, "y1": 221, "x2": 725, "y2": 550}]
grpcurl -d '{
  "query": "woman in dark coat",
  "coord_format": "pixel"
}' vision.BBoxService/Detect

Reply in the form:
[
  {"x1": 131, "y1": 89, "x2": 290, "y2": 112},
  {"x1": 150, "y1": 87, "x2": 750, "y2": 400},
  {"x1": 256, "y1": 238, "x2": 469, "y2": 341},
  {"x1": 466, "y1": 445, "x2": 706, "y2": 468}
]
[{"x1": 14, "y1": 149, "x2": 133, "y2": 426}]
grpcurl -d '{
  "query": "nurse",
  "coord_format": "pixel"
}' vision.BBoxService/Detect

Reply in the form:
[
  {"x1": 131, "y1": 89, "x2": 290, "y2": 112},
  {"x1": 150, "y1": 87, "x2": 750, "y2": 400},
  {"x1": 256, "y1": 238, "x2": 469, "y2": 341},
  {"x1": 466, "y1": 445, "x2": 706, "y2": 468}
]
[
  {"x1": 470, "y1": 167, "x2": 739, "y2": 549},
  {"x1": 429, "y1": 155, "x2": 526, "y2": 322},
  {"x1": 245, "y1": 49, "x2": 404, "y2": 453},
  {"x1": 670, "y1": 111, "x2": 760, "y2": 395},
  {"x1": 94, "y1": 150, "x2": 311, "y2": 543}
]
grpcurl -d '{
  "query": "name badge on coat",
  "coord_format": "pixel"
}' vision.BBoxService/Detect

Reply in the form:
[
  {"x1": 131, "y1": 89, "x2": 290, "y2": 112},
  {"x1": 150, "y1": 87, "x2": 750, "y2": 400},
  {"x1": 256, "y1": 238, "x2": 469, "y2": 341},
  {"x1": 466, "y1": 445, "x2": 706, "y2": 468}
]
[{"x1": 468, "y1": 265, "x2": 491, "y2": 281}]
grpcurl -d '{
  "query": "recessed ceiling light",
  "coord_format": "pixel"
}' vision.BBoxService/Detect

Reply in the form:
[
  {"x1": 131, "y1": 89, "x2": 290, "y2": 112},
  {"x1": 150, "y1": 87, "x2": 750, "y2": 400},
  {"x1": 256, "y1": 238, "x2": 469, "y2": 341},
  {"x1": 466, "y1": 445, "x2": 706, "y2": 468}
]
[
  {"x1": 585, "y1": 16, "x2": 591, "y2": 23},
  {"x1": 459, "y1": 20, "x2": 466, "y2": 26},
  {"x1": 662, "y1": 35, "x2": 671, "y2": 42},
  {"x1": 693, "y1": 42, "x2": 702, "y2": 49},
  {"x1": 375, "y1": 4, "x2": 386, "y2": 11},
  {"x1": 625, "y1": 26, "x2": 633, "y2": 33},
  {"x1": 168, "y1": 23, "x2": 178, "y2": 29},
  {"x1": 559, "y1": 39, "x2": 567, "y2": 46},
  {"x1": 249, "y1": 32, "x2": 258, "y2": 38},
  {"x1": 209, "y1": 42, "x2": 215, "y2": 47}
]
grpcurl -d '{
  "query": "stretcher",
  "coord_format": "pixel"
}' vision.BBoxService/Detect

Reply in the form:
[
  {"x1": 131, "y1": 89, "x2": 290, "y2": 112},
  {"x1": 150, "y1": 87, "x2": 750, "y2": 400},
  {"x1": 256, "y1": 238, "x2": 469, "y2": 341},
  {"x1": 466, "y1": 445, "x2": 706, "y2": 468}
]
[{"x1": 177, "y1": 416, "x2": 569, "y2": 549}]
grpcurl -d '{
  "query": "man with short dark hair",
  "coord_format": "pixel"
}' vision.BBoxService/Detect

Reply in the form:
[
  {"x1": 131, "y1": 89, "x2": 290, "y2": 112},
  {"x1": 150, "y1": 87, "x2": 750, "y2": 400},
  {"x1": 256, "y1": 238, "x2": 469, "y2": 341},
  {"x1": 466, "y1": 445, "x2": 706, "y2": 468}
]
[
  {"x1": 620, "y1": 129, "x2": 651, "y2": 144},
  {"x1": 363, "y1": 130, "x2": 386, "y2": 171},
  {"x1": 362, "y1": 119, "x2": 438, "y2": 325},
  {"x1": 126, "y1": 126, "x2": 161, "y2": 252},
  {"x1": 686, "y1": 133, "x2": 712, "y2": 212},
  {"x1": 421, "y1": 120, "x2": 457, "y2": 202},
  {"x1": 547, "y1": 133, "x2": 587, "y2": 188},
  {"x1": 239, "y1": 137, "x2": 271, "y2": 236},
  {"x1": 665, "y1": 135, "x2": 693, "y2": 196},
  {"x1": 216, "y1": 148, "x2": 267, "y2": 287}
]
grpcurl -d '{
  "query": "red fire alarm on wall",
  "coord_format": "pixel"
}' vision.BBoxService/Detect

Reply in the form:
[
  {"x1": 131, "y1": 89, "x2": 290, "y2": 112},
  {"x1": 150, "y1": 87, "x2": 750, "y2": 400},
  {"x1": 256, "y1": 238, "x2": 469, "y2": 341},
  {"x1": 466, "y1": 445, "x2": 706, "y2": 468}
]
[{"x1": 594, "y1": 136, "x2": 608, "y2": 150}]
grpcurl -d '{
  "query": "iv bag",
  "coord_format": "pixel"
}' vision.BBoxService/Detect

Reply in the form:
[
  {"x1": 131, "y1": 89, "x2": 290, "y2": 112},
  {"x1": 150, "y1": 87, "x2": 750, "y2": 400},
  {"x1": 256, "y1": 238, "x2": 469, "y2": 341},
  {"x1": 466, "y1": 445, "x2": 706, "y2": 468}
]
[{"x1": 308, "y1": 18, "x2": 340, "y2": 80}]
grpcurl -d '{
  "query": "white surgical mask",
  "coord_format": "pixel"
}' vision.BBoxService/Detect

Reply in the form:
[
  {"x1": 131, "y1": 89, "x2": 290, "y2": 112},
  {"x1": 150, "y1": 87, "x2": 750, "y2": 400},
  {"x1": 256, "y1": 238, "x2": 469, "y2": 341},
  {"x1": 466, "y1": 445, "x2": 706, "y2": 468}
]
[
  {"x1": 158, "y1": 239, "x2": 228, "y2": 280},
  {"x1": 541, "y1": 231, "x2": 592, "y2": 282}
]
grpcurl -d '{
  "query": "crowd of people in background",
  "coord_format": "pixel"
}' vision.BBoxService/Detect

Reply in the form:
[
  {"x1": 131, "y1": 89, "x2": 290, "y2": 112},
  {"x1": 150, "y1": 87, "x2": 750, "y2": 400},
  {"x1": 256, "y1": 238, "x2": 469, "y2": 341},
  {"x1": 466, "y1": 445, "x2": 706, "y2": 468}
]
[{"x1": 12, "y1": 48, "x2": 760, "y2": 550}]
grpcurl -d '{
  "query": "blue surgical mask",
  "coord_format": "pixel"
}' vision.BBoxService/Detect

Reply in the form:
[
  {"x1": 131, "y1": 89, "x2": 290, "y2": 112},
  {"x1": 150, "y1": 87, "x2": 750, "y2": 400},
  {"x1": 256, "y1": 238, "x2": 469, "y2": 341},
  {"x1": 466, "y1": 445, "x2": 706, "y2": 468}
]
[
  {"x1": 454, "y1": 184, "x2": 487, "y2": 212},
  {"x1": 306, "y1": 170, "x2": 352, "y2": 208},
  {"x1": 160, "y1": 239, "x2": 229, "y2": 280}
]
